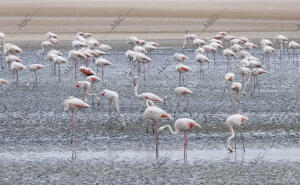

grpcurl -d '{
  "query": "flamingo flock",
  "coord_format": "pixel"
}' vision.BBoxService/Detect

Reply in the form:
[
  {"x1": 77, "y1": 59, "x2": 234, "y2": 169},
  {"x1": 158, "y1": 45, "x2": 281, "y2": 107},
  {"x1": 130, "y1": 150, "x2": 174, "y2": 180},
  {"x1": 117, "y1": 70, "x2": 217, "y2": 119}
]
[{"x1": 0, "y1": 29, "x2": 298, "y2": 162}]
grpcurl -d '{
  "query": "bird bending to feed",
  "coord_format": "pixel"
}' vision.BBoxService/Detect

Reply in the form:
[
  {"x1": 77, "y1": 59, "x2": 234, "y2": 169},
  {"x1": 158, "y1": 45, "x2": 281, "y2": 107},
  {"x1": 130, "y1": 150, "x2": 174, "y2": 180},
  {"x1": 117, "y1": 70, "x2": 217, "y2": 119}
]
[
  {"x1": 100, "y1": 89, "x2": 126, "y2": 130},
  {"x1": 226, "y1": 114, "x2": 248, "y2": 152},
  {"x1": 144, "y1": 100, "x2": 172, "y2": 159},
  {"x1": 159, "y1": 118, "x2": 200, "y2": 162}
]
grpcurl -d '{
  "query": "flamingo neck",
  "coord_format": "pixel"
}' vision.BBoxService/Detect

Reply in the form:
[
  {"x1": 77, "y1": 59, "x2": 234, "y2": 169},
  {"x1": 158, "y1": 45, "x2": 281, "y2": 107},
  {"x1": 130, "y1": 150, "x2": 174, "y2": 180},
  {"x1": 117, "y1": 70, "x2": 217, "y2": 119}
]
[
  {"x1": 161, "y1": 125, "x2": 179, "y2": 135},
  {"x1": 134, "y1": 78, "x2": 140, "y2": 97},
  {"x1": 227, "y1": 124, "x2": 235, "y2": 151}
]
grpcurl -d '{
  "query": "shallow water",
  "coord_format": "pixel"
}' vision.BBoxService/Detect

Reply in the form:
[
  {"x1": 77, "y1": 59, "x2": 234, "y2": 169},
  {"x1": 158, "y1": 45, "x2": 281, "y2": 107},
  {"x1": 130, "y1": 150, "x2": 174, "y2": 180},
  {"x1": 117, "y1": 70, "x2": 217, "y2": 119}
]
[{"x1": 1, "y1": 148, "x2": 300, "y2": 163}]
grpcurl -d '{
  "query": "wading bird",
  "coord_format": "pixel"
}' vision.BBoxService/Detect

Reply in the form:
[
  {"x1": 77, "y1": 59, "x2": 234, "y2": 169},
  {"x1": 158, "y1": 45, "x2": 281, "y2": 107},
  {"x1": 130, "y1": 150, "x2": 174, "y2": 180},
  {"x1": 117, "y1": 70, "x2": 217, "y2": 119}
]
[
  {"x1": 100, "y1": 89, "x2": 126, "y2": 130},
  {"x1": 226, "y1": 114, "x2": 248, "y2": 152},
  {"x1": 144, "y1": 100, "x2": 172, "y2": 159},
  {"x1": 159, "y1": 118, "x2": 201, "y2": 162},
  {"x1": 28, "y1": 64, "x2": 46, "y2": 89}
]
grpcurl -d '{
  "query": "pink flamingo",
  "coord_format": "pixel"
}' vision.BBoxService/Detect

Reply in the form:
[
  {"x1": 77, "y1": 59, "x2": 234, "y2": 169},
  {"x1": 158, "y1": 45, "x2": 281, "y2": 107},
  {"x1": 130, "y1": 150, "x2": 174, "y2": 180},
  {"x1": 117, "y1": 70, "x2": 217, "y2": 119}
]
[
  {"x1": 64, "y1": 96, "x2": 90, "y2": 130},
  {"x1": 195, "y1": 53, "x2": 209, "y2": 79},
  {"x1": 174, "y1": 87, "x2": 193, "y2": 116},
  {"x1": 144, "y1": 100, "x2": 172, "y2": 159},
  {"x1": 226, "y1": 114, "x2": 248, "y2": 152},
  {"x1": 95, "y1": 58, "x2": 112, "y2": 80},
  {"x1": 10, "y1": 61, "x2": 26, "y2": 88},
  {"x1": 173, "y1": 53, "x2": 188, "y2": 62},
  {"x1": 223, "y1": 49, "x2": 236, "y2": 72},
  {"x1": 159, "y1": 118, "x2": 201, "y2": 162},
  {"x1": 133, "y1": 76, "x2": 165, "y2": 103},
  {"x1": 28, "y1": 64, "x2": 46, "y2": 89},
  {"x1": 176, "y1": 64, "x2": 190, "y2": 86},
  {"x1": 53, "y1": 56, "x2": 68, "y2": 81}
]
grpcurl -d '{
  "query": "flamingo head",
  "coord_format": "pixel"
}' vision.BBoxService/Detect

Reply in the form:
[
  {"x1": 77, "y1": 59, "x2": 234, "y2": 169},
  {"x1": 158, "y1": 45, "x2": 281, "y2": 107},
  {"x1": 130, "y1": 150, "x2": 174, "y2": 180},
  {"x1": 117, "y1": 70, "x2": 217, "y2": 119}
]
[
  {"x1": 75, "y1": 82, "x2": 80, "y2": 88},
  {"x1": 132, "y1": 76, "x2": 139, "y2": 86},
  {"x1": 161, "y1": 113, "x2": 172, "y2": 120},
  {"x1": 100, "y1": 90, "x2": 106, "y2": 96},
  {"x1": 241, "y1": 116, "x2": 248, "y2": 123}
]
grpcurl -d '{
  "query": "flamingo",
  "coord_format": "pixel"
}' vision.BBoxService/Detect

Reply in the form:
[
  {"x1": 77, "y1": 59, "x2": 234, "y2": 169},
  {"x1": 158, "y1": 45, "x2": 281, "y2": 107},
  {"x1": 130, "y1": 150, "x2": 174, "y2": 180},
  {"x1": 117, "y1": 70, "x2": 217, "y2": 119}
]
[
  {"x1": 262, "y1": 45, "x2": 275, "y2": 68},
  {"x1": 127, "y1": 36, "x2": 139, "y2": 49},
  {"x1": 288, "y1": 40, "x2": 300, "y2": 65},
  {"x1": 95, "y1": 58, "x2": 112, "y2": 80},
  {"x1": 143, "y1": 42, "x2": 157, "y2": 54},
  {"x1": 98, "y1": 44, "x2": 112, "y2": 51},
  {"x1": 144, "y1": 100, "x2": 172, "y2": 159},
  {"x1": 4, "y1": 43, "x2": 22, "y2": 56},
  {"x1": 133, "y1": 76, "x2": 165, "y2": 103},
  {"x1": 174, "y1": 87, "x2": 193, "y2": 116},
  {"x1": 0, "y1": 78, "x2": 7, "y2": 110},
  {"x1": 250, "y1": 68, "x2": 267, "y2": 96},
  {"x1": 223, "y1": 49, "x2": 235, "y2": 72},
  {"x1": 231, "y1": 82, "x2": 243, "y2": 113},
  {"x1": 47, "y1": 32, "x2": 58, "y2": 39},
  {"x1": 193, "y1": 38, "x2": 206, "y2": 48},
  {"x1": 133, "y1": 45, "x2": 147, "y2": 54},
  {"x1": 53, "y1": 56, "x2": 68, "y2": 81},
  {"x1": 68, "y1": 50, "x2": 85, "y2": 79},
  {"x1": 226, "y1": 114, "x2": 248, "y2": 152},
  {"x1": 100, "y1": 89, "x2": 126, "y2": 130},
  {"x1": 10, "y1": 61, "x2": 26, "y2": 87},
  {"x1": 209, "y1": 41, "x2": 223, "y2": 67},
  {"x1": 64, "y1": 96, "x2": 90, "y2": 150},
  {"x1": 173, "y1": 53, "x2": 188, "y2": 62},
  {"x1": 79, "y1": 66, "x2": 96, "y2": 77},
  {"x1": 195, "y1": 53, "x2": 209, "y2": 79},
  {"x1": 37, "y1": 41, "x2": 54, "y2": 59},
  {"x1": 159, "y1": 118, "x2": 201, "y2": 162},
  {"x1": 75, "y1": 81, "x2": 100, "y2": 104},
  {"x1": 176, "y1": 64, "x2": 190, "y2": 86},
  {"x1": 183, "y1": 31, "x2": 197, "y2": 49},
  {"x1": 274, "y1": 35, "x2": 288, "y2": 61},
  {"x1": 132, "y1": 52, "x2": 152, "y2": 80},
  {"x1": 28, "y1": 64, "x2": 46, "y2": 89},
  {"x1": 236, "y1": 66, "x2": 250, "y2": 85}
]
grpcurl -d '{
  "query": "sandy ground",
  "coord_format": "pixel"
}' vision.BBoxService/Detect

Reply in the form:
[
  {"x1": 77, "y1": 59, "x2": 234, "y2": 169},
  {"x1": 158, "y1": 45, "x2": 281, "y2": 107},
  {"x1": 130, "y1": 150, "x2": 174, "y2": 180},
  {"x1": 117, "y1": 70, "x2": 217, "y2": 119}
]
[{"x1": 1, "y1": 0, "x2": 300, "y2": 41}]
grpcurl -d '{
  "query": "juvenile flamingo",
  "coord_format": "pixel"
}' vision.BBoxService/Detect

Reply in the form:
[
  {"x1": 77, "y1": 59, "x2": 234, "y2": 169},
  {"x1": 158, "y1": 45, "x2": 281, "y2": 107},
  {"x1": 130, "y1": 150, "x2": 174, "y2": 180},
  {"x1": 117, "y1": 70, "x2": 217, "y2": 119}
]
[{"x1": 159, "y1": 118, "x2": 201, "y2": 162}]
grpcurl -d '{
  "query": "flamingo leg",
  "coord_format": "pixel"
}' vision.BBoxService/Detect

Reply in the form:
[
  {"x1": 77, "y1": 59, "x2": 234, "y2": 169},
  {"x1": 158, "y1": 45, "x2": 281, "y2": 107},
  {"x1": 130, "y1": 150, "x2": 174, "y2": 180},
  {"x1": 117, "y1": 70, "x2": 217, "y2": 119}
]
[
  {"x1": 184, "y1": 131, "x2": 187, "y2": 163},
  {"x1": 72, "y1": 110, "x2": 76, "y2": 130},
  {"x1": 102, "y1": 67, "x2": 104, "y2": 81},
  {"x1": 155, "y1": 120, "x2": 159, "y2": 160},
  {"x1": 58, "y1": 64, "x2": 61, "y2": 82},
  {"x1": 241, "y1": 133, "x2": 245, "y2": 152},
  {"x1": 35, "y1": 71, "x2": 37, "y2": 90},
  {"x1": 143, "y1": 63, "x2": 146, "y2": 81},
  {"x1": 184, "y1": 95, "x2": 191, "y2": 116},
  {"x1": 16, "y1": 70, "x2": 18, "y2": 88},
  {"x1": 213, "y1": 52, "x2": 216, "y2": 69}
]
